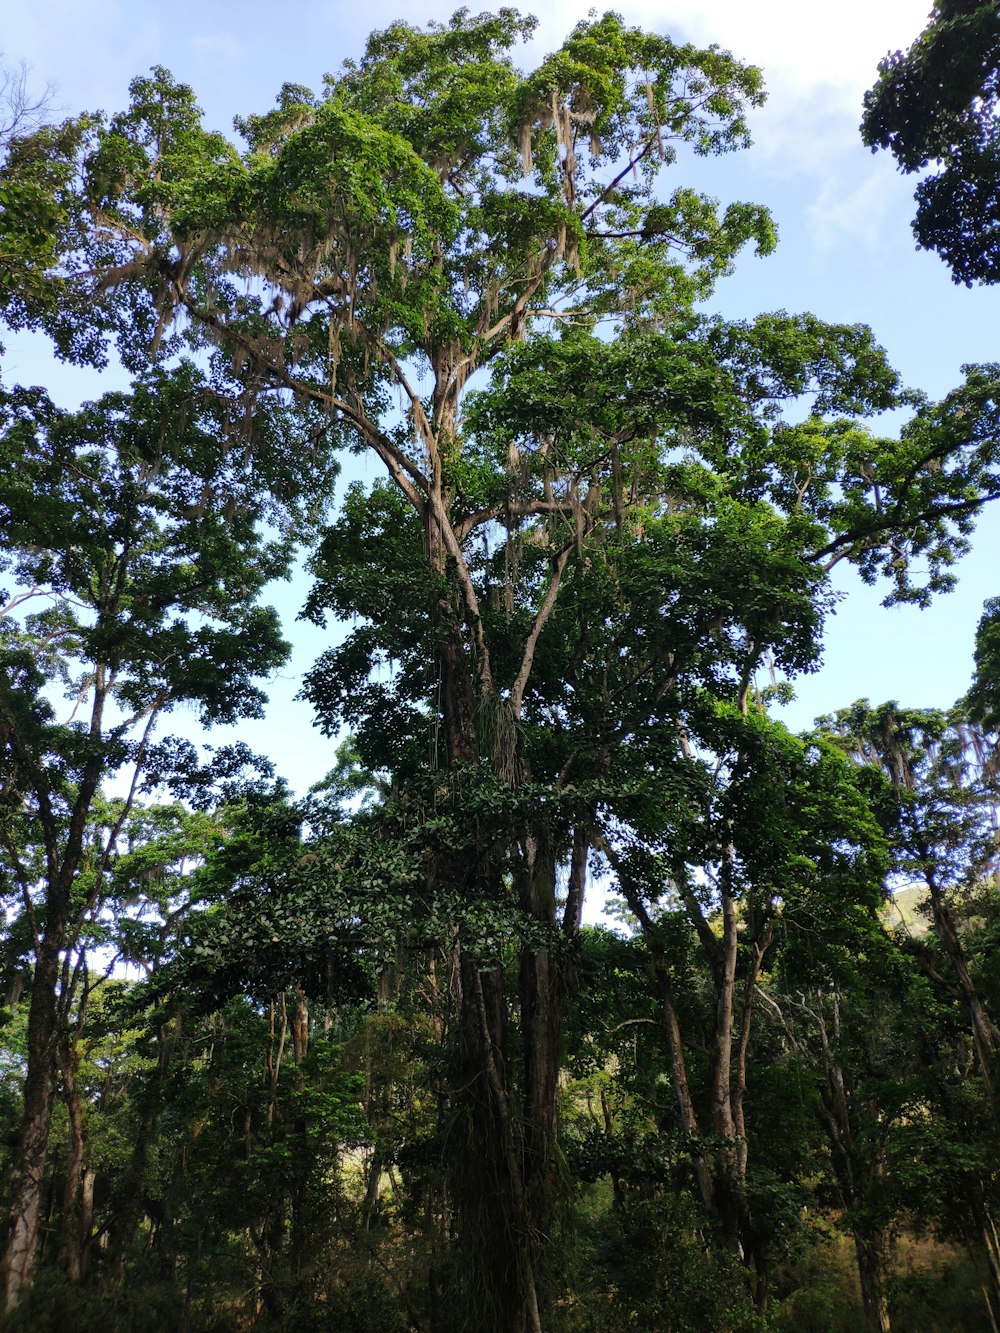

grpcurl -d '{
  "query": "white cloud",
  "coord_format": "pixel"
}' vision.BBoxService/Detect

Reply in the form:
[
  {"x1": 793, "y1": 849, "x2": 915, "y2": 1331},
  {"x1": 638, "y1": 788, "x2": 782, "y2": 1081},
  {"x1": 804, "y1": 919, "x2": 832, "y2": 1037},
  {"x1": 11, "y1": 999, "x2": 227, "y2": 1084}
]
[
  {"x1": 808, "y1": 159, "x2": 907, "y2": 252},
  {"x1": 534, "y1": 0, "x2": 930, "y2": 95},
  {"x1": 528, "y1": 0, "x2": 933, "y2": 171}
]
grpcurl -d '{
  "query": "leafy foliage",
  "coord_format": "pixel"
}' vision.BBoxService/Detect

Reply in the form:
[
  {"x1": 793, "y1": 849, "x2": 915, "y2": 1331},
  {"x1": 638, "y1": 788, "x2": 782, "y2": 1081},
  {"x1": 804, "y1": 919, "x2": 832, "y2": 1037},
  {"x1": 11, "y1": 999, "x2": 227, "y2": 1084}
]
[{"x1": 863, "y1": 0, "x2": 1000, "y2": 284}]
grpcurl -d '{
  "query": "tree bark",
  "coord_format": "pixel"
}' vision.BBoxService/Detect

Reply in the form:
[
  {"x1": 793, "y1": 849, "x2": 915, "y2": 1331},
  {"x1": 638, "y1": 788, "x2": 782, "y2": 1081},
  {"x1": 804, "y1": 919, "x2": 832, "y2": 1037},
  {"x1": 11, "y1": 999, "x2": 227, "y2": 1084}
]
[
  {"x1": 651, "y1": 945, "x2": 717, "y2": 1221},
  {"x1": 705, "y1": 843, "x2": 751, "y2": 1257},
  {"x1": 2, "y1": 936, "x2": 61, "y2": 1310},
  {"x1": 1, "y1": 683, "x2": 109, "y2": 1310},
  {"x1": 924, "y1": 866, "x2": 999, "y2": 1115},
  {"x1": 454, "y1": 954, "x2": 542, "y2": 1333},
  {"x1": 59, "y1": 1029, "x2": 87, "y2": 1282},
  {"x1": 110, "y1": 1017, "x2": 178, "y2": 1290},
  {"x1": 79, "y1": 1169, "x2": 95, "y2": 1281},
  {"x1": 853, "y1": 1226, "x2": 893, "y2": 1333},
  {"x1": 610, "y1": 851, "x2": 723, "y2": 1231},
  {"x1": 519, "y1": 832, "x2": 562, "y2": 1214},
  {"x1": 810, "y1": 999, "x2": 893, "y2": 1333},
  {"x1": 969, "y1": 1187, "x2": 1000, "y2": 1331}
]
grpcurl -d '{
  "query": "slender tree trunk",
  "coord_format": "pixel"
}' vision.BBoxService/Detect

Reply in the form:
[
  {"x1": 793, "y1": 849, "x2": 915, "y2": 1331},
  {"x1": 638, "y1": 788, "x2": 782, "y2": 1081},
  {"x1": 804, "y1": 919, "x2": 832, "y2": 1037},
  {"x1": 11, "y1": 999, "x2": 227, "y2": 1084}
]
[
  {"x1": 810, "y1": 1000, "x2": 893, "y2": 1333},
  {"x1": 291, "y1": 984, "x2": 309, "y2": 1066},
  {"x1": 79, "y1": 1169, "x2": 96, "y2": 1281},
  {"x1": 361, "y1": 1147, "x2": 385, "y2": 1232},
  {"x1": 733, "y1": 926, "x2": 772, "y2": 1309},
  {"x1": 970, "y1": 1187, "x2": 1000, "y2": 1330},
  {"x1": 708, "y1": 846, "x2": 747, "y2": 1255},
  {"x1": 59, "y1": 1032, "x2": 87, "y2": 1282},
  {"x1": 289, "y1": 988, "x2": 312, "y2": 1281},
  {"x1": 917, "y1": 864, "x2": 1000, "y2": 1327},
  {"x1": 111, "y1": 1017, "x2": 178, "y2": 1289},
  {"x1": 2, "y1": 935, "x2": 61, "y2": 1310},
  {"x1": 612, "y1": 855, "x2": 721, "y2": 1227},
  {"x1": 711, "y1": 864, "x2": 739, "y2": 1144},
  {"x1": 924, "y1": 868, "x2": 999, "y2": 1113},
  {"x1": 733, "y1": 926, "x2": 771, "y2": 1177},
  {"x1": 653, "y1": 950, "x2": 717, "y2": 1220},
  {"x1": 518, "y1": 832, "x2": 562, "y2": 1223},
  {"x1": 853, "y1": 1226, "x2": 892, "y2": 1333}
]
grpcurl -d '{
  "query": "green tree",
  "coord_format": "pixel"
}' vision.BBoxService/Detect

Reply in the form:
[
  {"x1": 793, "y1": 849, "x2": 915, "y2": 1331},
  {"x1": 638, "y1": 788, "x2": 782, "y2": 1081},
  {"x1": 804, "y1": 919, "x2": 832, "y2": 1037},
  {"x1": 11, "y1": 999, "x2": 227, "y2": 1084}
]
[
  {"x1": 0, "y1": 20, "x2": 776, "y2": 1324},
  {"x1": 819, "y1": 700, "x2": 1000, "y2": 1320},
  {"x1": 602, "y1": 718, "x2": 890, "y2": 1300},
  {"x1": 0, "y1": 799, "x2": 225, "y2": 1296},
  {"x1": 768, "y1": 907, "x2": 933, "y2": 1333},
  {"x1": 862, "y1": 0, "x2": 1000, "y2": 284},
  {"x1": 0, "y1": 365, "x2": 319, "y2": 1308},
  {"x1": 819, "y1": 702, "x2": 1000, "y2": 1110},
  {"x1": 967, "y1": 595, "x2": 1000, "y2": 730}
]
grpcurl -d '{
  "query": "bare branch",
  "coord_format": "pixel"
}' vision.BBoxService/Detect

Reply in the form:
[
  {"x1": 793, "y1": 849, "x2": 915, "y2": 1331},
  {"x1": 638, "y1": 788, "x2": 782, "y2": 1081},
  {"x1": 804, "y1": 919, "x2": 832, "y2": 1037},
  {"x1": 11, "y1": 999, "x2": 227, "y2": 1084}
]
[
  {"x1": 579, "y1": 135, "x2": 659, "y2": 223},
  {"x1": 511, "y1": 543, "x2": 571, "y2": 717},
  {"x1": 0, "y1": 57, "x2": 56, "y2": 152}
]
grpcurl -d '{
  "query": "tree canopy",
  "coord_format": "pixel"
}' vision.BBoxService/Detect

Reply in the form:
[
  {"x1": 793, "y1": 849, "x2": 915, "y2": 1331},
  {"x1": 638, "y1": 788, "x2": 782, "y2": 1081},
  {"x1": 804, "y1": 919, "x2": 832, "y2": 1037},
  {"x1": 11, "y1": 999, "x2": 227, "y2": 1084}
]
[{"x1": 862, "y1": 0, "x2": 1000, "y2": 284}]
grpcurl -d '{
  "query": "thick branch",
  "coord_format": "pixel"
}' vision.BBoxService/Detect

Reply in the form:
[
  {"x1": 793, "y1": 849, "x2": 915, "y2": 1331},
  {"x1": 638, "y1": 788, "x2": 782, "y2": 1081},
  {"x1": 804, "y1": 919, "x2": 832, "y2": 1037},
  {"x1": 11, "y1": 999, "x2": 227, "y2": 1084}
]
[
  {"x1": 428, "y1": 489, "x2": 495, "y2": 695},
  {"x1": 807, "y1": 490, "x2": 1000, "y2": 566},
  {"x1": 181, "y1": 296, "x2": 430, "y2": 515},
  {"x1": 580, "y1": 135, "x2": 659, "y2": 223},
  {"x1": 456, "y1": 497, "x2": 581, "y2": 542}
]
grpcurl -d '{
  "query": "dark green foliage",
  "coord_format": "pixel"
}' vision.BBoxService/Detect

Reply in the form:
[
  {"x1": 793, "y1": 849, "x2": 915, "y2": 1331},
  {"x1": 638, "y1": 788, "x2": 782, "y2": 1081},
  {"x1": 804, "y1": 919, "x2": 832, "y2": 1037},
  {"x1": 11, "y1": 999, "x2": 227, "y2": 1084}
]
[
  {"x1": 562, "y1": 1190, "x2": 767, "y2": 1332},
  {"x1": 967, "y1": 596, "x2": 1000, "y2": 730},
  {"x1": 862, "y1": 1, "x2": 1000, "y2": 283}
]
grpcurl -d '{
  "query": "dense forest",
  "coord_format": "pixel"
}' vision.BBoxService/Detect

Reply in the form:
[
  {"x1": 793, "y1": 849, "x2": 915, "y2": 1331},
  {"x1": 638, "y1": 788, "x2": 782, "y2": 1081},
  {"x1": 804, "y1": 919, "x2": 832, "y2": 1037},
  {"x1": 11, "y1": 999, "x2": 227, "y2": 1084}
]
[{"x1": 1, "y1": 5, "x2": 999, "y2": 1329}]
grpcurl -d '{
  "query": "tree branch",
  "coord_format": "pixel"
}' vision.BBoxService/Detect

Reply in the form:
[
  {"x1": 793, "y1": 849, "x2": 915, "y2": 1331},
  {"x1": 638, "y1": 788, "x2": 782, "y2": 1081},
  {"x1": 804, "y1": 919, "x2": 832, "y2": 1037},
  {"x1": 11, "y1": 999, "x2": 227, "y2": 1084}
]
[
  {"x1": 807, "y1": 490, "x2": 1000, "y2": 566},
  {"x1": 511, "y1": 543, "x2": 571, "y2": 718}
]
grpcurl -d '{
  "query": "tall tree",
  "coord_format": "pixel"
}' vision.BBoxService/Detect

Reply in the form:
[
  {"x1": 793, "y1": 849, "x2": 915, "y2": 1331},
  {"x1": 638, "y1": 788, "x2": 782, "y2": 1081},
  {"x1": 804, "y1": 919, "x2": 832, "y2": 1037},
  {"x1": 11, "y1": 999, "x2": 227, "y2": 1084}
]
[
  {"x1": 0, "y1": 365, "x2": 322, "y2": 1308},
  {"x1": 819, "y1": 702, "x2": 1000, "y2": 1107},
  {"x1": 0, "y1": 19, "x2": 777, "y2": 1324},
  {"x1": 819, "y1": 699, "x2": 1000, "y2": 1319}
]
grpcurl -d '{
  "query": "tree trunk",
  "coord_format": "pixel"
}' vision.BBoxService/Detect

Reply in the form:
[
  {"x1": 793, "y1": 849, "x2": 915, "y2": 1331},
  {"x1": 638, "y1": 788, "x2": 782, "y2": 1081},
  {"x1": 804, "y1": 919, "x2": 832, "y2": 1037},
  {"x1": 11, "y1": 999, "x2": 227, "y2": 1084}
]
[
  {"x1": 1, "y1": 689, "x2": 107, "y2": 1311},
  {"x1": 811, "y1": 1001, "x2": 893, "y2": 1333},
  {"x1": 291, "y1": 984, "x2": 309, "y2": 1066},
  {"x1": 59, "y1": 1032, "x2": 87, "y2": 1282},
  {"x1": 612, "y1": 854, "x2": 726, "y2": 1233},
  {"x1": 428, "y1": 501, "x2": 570, "y2": 1327},
  {"x1": 79, "y1": 1169, "x2": 96, "y2": 1281},
  {"x1": 111, "y1": 1017, "x2": 178, "y2": 1289},
  {"x1": 853, "y1": 1226, "x2": 893, "y2": 1333},
  {"x1": 733, "y1": 927, "x2": 772, "y2": 1309},
  {"x1": 2, "y1": 936, "x2": 61, "y2": 1310},
  {"x1": 925, "y1": 868, "x2": 999, "y2": 1114},
  {"x1": 519, "y1": 831, "x2": 563, "y2": 1228},
  {"x1": 647, "y1": 933, "x2": 717, "y2": 1221},
  {"x1": 970, "y1": 1187, "x2": 1000, "y2": 1330},
  {"x1": 454, "y1": 953, "x2": 542, "y2": 1333},
  {"x1": 707, "y1": 847, "x2": 749, "y2": 1256}
]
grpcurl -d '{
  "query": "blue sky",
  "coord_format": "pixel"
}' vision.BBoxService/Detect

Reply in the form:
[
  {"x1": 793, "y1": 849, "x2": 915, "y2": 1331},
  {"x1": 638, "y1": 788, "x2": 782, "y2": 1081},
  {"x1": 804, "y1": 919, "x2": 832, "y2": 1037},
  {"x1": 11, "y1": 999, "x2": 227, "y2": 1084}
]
[{"x1": 3, "y1": 0, "x2": 998, "y2": 793}]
